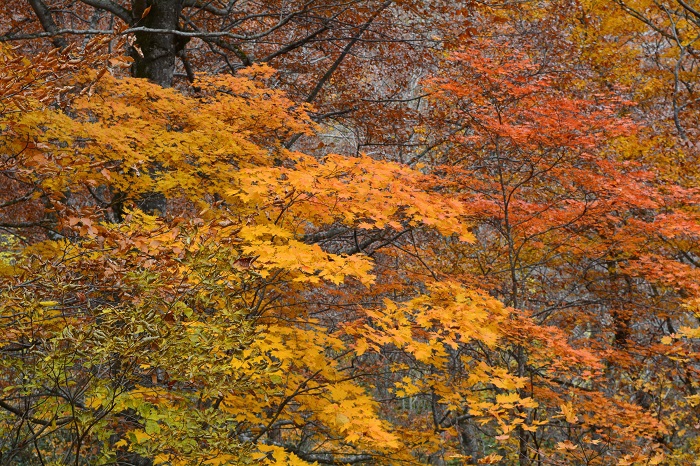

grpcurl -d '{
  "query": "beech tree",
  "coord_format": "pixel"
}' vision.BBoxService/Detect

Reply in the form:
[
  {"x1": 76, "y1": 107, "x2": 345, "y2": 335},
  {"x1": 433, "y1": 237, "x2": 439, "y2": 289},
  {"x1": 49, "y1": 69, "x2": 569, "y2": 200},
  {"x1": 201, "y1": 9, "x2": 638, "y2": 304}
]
[{"x1": 1, "y1": 0, "x2": 459, "y2": 157}]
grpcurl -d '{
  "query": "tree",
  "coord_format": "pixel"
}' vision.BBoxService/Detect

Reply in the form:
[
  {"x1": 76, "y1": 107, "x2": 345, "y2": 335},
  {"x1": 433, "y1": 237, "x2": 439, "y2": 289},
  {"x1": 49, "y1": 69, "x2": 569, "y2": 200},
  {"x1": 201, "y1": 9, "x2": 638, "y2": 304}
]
[
  {"x1": 413, "y1": 31, "x2": 700, "y2": 464},
  {"x1": 0, "y1": 42, "x2": 542, "y2": 465}
]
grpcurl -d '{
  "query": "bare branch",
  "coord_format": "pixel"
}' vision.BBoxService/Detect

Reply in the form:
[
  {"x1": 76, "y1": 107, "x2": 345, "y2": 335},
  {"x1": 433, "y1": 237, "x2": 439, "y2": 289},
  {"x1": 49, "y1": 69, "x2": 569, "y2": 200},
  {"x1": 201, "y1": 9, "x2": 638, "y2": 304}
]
[
  {"x1": 0, "y1": 400, "x2": 73, "y2": 427},
  {"x1": 676, "y1": 0, "x2": 700, "y2": 22},
  {"x1": 78, "y1": 0, "x2": 132, "y2": 23},
  {"x1": 27, "y1": 0, "x2": 69, "y2": 49},
  {"x1": 304, "y1": 1, "x2": 392, "y2": 104},
  {"x1": 0, "y1": 28, "x2": 115, "y2": 42},
  {"x1": 183, "y1": 0, "x2": 230, "y2": 16},
  {"x1": 261, "y1": 23, "x2": 331, "y2": 62}
]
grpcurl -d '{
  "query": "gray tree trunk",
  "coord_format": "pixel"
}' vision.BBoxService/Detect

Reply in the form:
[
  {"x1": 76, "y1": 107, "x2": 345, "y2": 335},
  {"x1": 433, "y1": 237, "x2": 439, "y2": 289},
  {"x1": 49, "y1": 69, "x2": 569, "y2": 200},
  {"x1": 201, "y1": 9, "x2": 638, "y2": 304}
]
[{"x1": 130, "y1": 0, "x2": 184, "y2": 87}]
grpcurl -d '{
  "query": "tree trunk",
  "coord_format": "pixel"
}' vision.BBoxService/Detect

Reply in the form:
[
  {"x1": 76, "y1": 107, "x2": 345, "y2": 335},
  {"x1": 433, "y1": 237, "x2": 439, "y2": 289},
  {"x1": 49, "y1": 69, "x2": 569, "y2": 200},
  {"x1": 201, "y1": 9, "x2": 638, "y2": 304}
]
[{"x1": 130, "y1": 0, "x2": 184, "y2": 87}]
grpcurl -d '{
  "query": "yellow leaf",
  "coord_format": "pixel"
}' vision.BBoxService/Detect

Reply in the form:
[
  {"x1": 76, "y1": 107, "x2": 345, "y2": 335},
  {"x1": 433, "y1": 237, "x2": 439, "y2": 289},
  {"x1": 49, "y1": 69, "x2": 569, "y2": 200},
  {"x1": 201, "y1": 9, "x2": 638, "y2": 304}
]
[
  {"x1": 560, "y1": 402, "x2": 579, "y2": 424},
  {"x1": 495, "y1": 392, "x2": 520, "y2": 404},
  {"x1": 478, "y1": 454, "x2": 504, "y2": 464},
  {"x1": 556, "y1": 440, "x2": 578, "y2": 451},
  {"x1": 203, "y1": 455, "x2": 236, "y2": 465},
  {"x1": 354, "y1": 338, "x2": 369, "y2": 356},
  {"x1": 129, "y1": 430, "x2": 151, "y2": 444}
]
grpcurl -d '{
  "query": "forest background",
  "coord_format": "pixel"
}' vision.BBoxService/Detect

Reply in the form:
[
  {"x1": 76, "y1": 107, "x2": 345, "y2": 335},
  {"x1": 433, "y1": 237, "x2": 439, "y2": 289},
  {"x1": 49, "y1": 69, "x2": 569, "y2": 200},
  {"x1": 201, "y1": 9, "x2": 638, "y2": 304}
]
[{"x1": 0, "y1": 0, "x2": 699, "y2": 465}]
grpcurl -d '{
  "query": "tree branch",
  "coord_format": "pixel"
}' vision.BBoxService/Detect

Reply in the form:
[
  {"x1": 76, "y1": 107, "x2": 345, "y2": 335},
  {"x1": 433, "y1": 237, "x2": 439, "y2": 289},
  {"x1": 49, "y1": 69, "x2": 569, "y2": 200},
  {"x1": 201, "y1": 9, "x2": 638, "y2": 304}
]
[
  {"x1": 27, "y1": 0, "x2": 69, "y2": 49},
  {"x1": 0, "y1": 399, "x2": 73, "y2": 427},
  {"x1": 182, "y1": 0, "x2": 230, "y2": 16},
  {"x1": 676, "y1": 0, "x2": 700, "y2": 22},
  {"x1": 304, "y1": 1, "x2": 392, "y2": 104},
  {"x1": 78, "y1": 0, "x2": 132, "y2": 23}
]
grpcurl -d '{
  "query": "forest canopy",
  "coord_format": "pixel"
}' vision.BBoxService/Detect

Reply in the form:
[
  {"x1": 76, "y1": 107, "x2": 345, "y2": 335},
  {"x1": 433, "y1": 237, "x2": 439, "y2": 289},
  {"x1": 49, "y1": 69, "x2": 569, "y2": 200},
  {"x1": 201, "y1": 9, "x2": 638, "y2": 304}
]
[{"x1": 1, "y1": 0, "x2": 700, "y2": 465}]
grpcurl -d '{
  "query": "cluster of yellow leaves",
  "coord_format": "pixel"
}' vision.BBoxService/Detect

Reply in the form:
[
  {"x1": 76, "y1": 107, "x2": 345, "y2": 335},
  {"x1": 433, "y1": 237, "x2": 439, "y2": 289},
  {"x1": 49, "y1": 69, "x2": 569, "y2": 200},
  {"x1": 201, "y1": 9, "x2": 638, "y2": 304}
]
[
  {"x1": 349, "y1": 282, "x2": 506, "y2": 358},
  {"x1": 253, "y1": 445, "x2": 313, "y2": 466},
  {"x1": 233, "y1": 153, "x2": 473, "y2": 241},
  {"x1": 6, "y1": 67, "x2": 309, "y2": 205}
]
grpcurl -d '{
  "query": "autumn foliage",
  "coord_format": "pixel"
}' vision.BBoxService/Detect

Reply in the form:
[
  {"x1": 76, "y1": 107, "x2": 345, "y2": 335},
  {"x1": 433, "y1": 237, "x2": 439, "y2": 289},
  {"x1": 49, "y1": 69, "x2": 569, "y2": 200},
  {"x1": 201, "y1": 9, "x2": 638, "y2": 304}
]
[{"x1": 1, "y1": 1, "x2": 700, "y2": 465}]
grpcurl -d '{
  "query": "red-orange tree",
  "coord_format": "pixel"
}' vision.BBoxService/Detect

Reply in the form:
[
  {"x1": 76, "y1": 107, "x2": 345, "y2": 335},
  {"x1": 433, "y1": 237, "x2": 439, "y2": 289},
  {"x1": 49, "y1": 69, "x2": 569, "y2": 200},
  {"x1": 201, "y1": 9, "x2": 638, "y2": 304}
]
[{"x1": 407, "y1": 35, "x2": 700, "y2": 464}]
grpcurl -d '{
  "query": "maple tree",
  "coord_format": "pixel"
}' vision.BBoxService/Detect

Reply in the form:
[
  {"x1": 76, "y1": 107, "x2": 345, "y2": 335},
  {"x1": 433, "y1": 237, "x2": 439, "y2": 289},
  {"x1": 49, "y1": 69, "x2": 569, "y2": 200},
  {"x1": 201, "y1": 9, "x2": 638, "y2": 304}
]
[
  {"x1": 410, "y1": 9, "x2": 700, "y2": 463},
  {"x1": 0, "y1": 41, "x2": 524, "y2": 465}
]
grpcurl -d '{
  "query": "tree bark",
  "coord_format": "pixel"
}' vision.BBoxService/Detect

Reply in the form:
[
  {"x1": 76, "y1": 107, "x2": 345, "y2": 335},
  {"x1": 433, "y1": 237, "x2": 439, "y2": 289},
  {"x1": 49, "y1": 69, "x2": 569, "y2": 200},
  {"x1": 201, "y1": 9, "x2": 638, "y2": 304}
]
[{"x1": 130, "y1": 0, "x2": 184, "y2": 87}]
